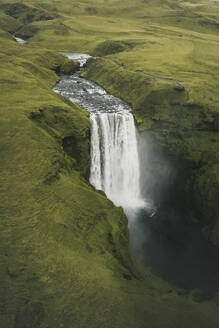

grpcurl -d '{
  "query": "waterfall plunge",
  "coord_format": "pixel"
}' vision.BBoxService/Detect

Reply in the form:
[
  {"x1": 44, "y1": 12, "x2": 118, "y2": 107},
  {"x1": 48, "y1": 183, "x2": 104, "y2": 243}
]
[
  {"x1": 53, "y1": 52, "x2": 153, "y2": 216},
  {"x1": 90, "y1": 111, "x2": 146, "y2": 211}
]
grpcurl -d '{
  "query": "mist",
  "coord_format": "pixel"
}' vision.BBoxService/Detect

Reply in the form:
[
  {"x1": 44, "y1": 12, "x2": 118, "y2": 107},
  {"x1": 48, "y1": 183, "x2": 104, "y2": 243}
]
[{"x1": 128, "y1": 131, "x2": 219, "y2": 296}]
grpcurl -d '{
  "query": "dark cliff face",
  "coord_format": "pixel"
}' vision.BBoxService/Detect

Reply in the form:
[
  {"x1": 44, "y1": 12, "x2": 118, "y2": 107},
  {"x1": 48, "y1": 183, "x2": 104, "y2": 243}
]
[
  {"x1": 82, "y1": 57, "x2": 219, "y2": 247},
  {"x1": 81, "y1": 55, "x2": 219, "y2": 295}
]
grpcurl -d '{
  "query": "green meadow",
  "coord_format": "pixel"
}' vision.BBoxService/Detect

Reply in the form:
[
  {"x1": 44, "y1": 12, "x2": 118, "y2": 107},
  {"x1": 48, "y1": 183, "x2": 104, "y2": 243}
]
[{"x1": 0, "y1": 0, "x2": 219, "y2": 327}]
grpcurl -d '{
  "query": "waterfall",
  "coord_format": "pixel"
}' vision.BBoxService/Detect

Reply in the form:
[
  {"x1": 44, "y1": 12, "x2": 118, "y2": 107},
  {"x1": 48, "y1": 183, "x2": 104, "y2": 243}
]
[
  {"x1": 89, "y1": 111, "x2": 145, "y2": 211},
  {"x1": 54, "y1": 52, "x2": 154, "y2": 216}
]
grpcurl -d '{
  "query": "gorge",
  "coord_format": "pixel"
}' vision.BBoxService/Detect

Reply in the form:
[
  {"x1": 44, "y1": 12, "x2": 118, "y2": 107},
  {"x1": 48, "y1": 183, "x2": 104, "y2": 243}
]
[
  {"x1": 1, "y1": 0, "x2": 219, "y2": 327},
  {"x1": 54, "y1": 53, "x2": 219, "y2": 296}
]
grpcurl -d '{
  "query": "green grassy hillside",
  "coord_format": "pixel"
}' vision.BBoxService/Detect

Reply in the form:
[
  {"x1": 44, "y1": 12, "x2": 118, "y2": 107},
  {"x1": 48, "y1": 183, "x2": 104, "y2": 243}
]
[{"x1": 0, "y1": 0, "x2": 219, "y2": 327}]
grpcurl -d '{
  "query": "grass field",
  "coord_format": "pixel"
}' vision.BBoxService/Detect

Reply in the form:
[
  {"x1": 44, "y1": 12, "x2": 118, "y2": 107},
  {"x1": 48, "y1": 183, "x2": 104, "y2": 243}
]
[{"x1": 0, "y1": 0, "x2": 219, "y2": 327}]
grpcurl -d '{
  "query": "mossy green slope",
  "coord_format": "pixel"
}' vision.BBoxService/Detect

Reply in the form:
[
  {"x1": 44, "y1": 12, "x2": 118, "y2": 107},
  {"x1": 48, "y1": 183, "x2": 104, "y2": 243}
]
[
  {"x1": 0, "y1": 0, "x2": 219, "y2": 327},
  {"x1": 0, "y1": 33, "x2": 134, "y2": 327}
]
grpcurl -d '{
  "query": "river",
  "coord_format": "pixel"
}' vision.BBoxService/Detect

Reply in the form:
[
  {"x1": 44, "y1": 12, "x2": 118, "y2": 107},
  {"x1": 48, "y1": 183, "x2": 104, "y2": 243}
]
[{"x1": 54, "y1": 53, "x2": 219, "y2": 296}]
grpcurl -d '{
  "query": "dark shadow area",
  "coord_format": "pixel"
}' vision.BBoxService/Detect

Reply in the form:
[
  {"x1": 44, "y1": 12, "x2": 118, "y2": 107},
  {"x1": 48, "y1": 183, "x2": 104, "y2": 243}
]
[
  {"x1": 130, "y1": 208, "x2": 219, "y2": 296},
  {"x1": 130, "y1": 131, "x2": 219, "y2": 296}
]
